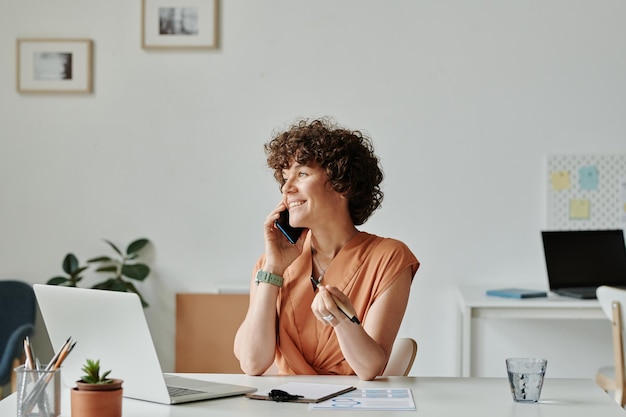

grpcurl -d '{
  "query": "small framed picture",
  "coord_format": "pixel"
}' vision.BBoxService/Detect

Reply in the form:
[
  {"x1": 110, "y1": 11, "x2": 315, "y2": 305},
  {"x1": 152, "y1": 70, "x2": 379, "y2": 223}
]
[
  {"x1": 142, "y1": 0, "x2": 219, "y2": 50},
  {"x1": 16, "y1": 39, "x2": 93, "y2": 94}
]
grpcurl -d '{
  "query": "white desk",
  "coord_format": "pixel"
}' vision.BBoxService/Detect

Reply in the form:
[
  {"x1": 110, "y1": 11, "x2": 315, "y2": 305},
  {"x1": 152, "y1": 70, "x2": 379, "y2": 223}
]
[
  {"x1": 457, "y1": 286, "x2": 605, "y2": 377},
  {"x1": 1, "y1": 374, "x2": 625, "y2": 417}
]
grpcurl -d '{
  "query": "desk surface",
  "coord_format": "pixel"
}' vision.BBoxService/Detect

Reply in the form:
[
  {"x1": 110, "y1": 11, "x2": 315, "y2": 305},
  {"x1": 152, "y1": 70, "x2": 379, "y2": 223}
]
[
  {"x1": 458, "y1": 286, "x2": 601, "y2": 310},
  {"x1": 1, "y1": 374, "x2": 625, "y2": 417}
]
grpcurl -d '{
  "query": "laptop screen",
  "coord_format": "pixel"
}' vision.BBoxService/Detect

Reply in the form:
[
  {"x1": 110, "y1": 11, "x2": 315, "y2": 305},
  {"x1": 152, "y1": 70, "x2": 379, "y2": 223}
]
[{"x1": 542, "y1": 229, "x2": 626, "y2": 290}]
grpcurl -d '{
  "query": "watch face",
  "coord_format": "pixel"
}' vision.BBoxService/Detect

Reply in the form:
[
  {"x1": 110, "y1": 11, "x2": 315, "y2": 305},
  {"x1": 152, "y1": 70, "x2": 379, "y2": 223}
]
[{"x1": 255, "y1": 270, "x2": 268, "y2": 284}]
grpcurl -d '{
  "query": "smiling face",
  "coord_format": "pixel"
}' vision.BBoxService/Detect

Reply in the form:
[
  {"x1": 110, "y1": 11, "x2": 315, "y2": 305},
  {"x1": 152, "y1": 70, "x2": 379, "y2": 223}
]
[
  {"x1": 266, "y1": 119, "x2": 384, "y2": 226},
  {"x1": 281, "y1": 161, "x2": 347, "y2": 230}
]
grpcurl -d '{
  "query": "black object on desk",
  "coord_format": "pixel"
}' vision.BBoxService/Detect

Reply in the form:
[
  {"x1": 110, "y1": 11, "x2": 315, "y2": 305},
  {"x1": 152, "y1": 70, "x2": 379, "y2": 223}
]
[{"x1": 246, "y1": 382, "x2": 356, "y2": 403}]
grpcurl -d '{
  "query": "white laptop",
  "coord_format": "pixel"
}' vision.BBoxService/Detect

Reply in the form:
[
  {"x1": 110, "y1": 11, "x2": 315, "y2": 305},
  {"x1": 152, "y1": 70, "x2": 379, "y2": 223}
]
[{"x1": 34, "y1": 284, "x2": 256, "y2": 404}]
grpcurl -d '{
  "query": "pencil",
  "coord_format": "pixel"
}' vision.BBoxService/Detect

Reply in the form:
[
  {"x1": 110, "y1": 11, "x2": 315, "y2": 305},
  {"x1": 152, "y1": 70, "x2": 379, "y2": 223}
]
[{"x1": 21, "y1": 337, "x2": 76, "y2": 416}]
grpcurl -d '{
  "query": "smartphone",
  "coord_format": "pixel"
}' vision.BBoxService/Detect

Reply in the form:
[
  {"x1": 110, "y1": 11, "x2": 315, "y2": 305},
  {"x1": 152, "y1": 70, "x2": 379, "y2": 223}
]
[{"x1": 275, "y1": 210, "x2": 304, "y2": 244}]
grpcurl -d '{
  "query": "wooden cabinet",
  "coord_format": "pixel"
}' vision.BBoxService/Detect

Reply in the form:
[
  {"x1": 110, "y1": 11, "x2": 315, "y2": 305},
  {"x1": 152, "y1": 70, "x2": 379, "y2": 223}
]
[{"x1": 175, "y1": 293, "x2": 249, "y2": 373}]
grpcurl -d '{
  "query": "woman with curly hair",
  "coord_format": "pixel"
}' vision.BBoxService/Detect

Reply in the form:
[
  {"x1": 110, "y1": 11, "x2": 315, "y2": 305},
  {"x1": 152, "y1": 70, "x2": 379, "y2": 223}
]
[{"x1": 234, "y1": 118, "x2": 419, "y2": 380}]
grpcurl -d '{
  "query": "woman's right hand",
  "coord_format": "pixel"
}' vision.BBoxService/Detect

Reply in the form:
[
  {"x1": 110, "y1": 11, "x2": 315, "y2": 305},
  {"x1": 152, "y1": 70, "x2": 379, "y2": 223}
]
[{"x1": 262, "y1": 202, "x2": 307, "y2": 275}]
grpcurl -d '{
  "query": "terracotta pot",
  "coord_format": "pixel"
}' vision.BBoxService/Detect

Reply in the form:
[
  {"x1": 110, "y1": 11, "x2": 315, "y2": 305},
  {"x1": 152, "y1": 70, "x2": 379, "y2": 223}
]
[{"x1": 71, "y1": 379, "x2": 123, "y2": 417}]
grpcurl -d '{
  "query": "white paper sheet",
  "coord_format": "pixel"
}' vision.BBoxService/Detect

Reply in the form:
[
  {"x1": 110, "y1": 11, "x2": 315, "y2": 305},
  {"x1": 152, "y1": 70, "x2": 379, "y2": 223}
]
[{"x1": 309, "y1": 388, "x2": 415, "y2": 411}]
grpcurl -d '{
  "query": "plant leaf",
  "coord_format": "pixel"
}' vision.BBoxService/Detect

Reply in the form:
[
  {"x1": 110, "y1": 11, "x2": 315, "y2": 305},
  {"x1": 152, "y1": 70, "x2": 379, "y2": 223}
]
[
  {"x1": 72, "y1": 266, "x2": 89, "y2": 276},
  {"x1": 101, "y1": 279, "x2": 129, "y2": 292},
  {"x1": 95, "y1": 265, "x2": 118, "y2": 273},
  {"x1": 127, "y1": 238, "x2": 149, "y2": 255},
  {"x1": 87, "y1": 256, "x2": 112, "y2": 263},
  {"x1": 91, "y1": 278, "x2": 117, "y2": 290},
  {"x1": 104, "y1": 239, "x2": 123, "y2": 257},
  {"x1": 62, "y1": 253, "x2": 79, "y2": 274},
  {"x1": 47, "y1": 277, "x2": 69, "y2": 286},
  {"x1": 122, "y1": 264, "x2": 150, "y2": 280}
]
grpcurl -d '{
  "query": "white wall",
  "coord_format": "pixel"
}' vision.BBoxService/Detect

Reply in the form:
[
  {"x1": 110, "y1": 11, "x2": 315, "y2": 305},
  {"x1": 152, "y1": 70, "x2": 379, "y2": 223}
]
[{"x1": 2, "y1": 0, "x2": 626, "y2": 378}]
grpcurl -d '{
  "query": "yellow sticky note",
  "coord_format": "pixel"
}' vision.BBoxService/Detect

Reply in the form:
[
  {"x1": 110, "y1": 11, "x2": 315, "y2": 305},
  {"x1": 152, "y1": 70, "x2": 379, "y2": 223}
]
[
  {"x1": 551, "y1": 171, "x2": 570, "y2": 190},
  {"x1": 570, "y1": 199, "x2": 590, "y2": 219}
]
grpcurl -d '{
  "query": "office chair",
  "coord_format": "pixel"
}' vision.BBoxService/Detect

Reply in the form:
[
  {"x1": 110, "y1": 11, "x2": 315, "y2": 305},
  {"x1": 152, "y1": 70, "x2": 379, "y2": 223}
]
[
  {"x1": 382, "y1": 337, "x2": 418, "y2": 376},
  {"x1": 0, "y1": 280, "x2": 36, "y2": 399},
  {"x1": 596, "y1": 286, "x2": 626, "y2": 407}
]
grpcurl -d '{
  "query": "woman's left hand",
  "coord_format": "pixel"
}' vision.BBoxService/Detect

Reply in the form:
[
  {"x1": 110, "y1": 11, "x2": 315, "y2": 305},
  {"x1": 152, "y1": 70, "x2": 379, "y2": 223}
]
[{"x1": 311, "y1": 285, "x2": 356, "y2": 326}]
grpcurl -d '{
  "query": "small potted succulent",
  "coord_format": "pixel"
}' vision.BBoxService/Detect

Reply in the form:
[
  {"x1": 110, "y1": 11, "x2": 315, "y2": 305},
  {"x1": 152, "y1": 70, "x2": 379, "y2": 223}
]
[{"x1": 71, "y1": 359, "x2": 123, "y2": 417}]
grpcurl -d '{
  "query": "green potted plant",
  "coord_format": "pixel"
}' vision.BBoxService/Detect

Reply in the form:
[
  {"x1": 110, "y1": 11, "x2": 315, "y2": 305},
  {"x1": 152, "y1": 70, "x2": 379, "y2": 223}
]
[
  {"x1": 71, "y1": 359, "x2": 123, "y2": 417},
  {"x1": 47, "y1": 238, "x2": 152, "y2": 307}
]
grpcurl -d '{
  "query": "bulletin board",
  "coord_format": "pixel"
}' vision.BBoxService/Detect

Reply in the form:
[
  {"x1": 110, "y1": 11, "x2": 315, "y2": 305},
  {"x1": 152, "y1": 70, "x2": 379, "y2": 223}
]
[{"x1": 546, "y1": 154, "x2": 626, "y2": 230}]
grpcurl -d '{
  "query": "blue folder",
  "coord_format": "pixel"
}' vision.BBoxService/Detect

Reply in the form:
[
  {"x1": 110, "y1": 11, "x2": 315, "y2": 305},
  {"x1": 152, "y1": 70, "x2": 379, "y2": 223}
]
[{"x1": 486, "y1": 288, "x2": 548, "y2": 299}]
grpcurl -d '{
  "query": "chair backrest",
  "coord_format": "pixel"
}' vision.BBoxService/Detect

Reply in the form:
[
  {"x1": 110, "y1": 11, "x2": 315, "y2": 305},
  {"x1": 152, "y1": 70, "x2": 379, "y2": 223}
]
[
  {"x1": 0, "y1": 280, "x2": 37, "y2": 386},
  {"x1": 382, "y1": 337, "x2": 418, "y2": 376},
  {"x1": 596, "y1": 286, "x2": 626, "y2": 388}
]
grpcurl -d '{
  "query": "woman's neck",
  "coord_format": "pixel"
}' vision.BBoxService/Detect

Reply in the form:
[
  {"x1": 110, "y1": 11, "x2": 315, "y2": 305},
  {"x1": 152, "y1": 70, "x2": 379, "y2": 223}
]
[{"x1": 310, "y1": 225, "x2": 360, "y2": 264}]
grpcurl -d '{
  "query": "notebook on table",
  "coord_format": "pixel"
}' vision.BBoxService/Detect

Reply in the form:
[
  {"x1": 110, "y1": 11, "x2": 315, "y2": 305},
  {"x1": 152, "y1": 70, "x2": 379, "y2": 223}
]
[
  {"x1": 33, "y1": 284, "x2": 256, "y2": 404},
  {"x1": 541, "y1": 229, "x2": 626, "y2": 299},
  {"x1": 485, "y1": 288, "x2": 547, "y2": 299}
]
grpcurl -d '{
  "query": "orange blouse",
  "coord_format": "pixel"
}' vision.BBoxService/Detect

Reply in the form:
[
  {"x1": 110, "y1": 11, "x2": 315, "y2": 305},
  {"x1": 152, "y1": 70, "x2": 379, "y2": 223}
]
[{"x1": 252, "y1": 231, "x2": 419, "y2": 375}]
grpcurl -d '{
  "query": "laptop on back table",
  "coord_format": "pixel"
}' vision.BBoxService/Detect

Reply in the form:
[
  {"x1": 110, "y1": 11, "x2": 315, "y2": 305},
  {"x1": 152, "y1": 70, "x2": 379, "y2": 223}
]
[
  {"x1": 34, "y1": 284, "x2": 256, "y2": 404},
  {"x1": 541, "y1": 229, "x2": 626, "y2": 299}
]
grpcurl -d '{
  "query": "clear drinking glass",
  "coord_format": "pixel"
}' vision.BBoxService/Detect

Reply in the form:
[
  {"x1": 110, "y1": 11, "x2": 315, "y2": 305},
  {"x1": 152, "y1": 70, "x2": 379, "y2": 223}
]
[{"x1": 505, "y1": 358, "x2": 547, "y2": 403}]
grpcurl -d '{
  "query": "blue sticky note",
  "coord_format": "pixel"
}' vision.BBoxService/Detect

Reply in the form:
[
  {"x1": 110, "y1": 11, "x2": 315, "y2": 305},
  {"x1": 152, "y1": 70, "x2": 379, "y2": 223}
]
[{"x1": 579, "y1": 166, "x2": 598, "y2": 190}]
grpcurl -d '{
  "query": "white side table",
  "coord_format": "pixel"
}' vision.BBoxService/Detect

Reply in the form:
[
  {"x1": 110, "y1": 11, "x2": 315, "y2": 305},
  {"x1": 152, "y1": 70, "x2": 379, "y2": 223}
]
[{"x1": 457, "y1": 286, "x2": 604, "y2": 376}]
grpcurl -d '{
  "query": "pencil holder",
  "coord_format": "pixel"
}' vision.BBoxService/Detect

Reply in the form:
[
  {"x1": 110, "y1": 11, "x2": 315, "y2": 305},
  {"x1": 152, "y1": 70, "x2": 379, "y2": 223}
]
[{"x1": 15, "y1": 364, "x2": 61, "y2": 417}]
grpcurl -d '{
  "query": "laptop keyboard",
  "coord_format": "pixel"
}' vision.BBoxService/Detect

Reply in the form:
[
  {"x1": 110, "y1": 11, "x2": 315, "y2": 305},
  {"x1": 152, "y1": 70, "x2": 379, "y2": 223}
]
[
  {"x1": 553, "y1": 288, "x2": 598, "y2": 299},
  {"x1": 167, "y1": 385, "x2": 207, "y2": 397}
]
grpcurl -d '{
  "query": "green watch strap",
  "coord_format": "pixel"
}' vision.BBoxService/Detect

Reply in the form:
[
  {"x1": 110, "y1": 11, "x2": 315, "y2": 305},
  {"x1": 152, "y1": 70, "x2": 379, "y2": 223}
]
[{"x1": 255, "y1": 270, "x2": 284, "y2": 287}]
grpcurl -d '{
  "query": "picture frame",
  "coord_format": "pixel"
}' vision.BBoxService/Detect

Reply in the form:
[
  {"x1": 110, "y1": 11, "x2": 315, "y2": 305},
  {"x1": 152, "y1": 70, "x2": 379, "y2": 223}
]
[
  {"x1": 142, "y1": 0, "x2": 219, "y2": 50},
  {"x1": 16, "y1": 38, "x2": 93, "y2": 94}
]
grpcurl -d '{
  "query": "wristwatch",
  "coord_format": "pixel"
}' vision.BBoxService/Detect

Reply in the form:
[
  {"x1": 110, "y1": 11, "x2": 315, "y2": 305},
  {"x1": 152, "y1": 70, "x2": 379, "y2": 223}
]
[{"x1": 255, "y1": 270, "x2": 284, "y2": 287}]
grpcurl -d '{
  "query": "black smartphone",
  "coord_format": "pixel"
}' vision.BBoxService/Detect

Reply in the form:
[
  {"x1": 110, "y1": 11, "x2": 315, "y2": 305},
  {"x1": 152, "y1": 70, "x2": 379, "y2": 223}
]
[{"x1": 275, "y1": 210, "x2": 304, "y2": 244}]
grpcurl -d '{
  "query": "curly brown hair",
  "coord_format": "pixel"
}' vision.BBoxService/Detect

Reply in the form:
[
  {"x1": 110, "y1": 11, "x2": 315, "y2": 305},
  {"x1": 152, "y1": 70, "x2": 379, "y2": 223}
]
[{"x1": 265, "y1": 118, "x2": 384, "y2": 225}]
